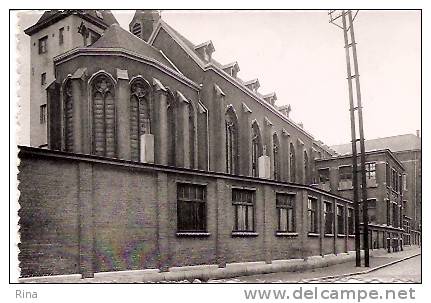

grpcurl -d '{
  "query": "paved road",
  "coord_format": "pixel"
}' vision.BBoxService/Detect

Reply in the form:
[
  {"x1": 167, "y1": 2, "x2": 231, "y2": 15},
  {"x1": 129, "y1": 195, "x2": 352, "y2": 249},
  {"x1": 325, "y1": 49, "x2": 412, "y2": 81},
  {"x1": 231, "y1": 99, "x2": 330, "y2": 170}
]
[{"x1": 326, "y1": 255, "x2": 421, "y2": 283}]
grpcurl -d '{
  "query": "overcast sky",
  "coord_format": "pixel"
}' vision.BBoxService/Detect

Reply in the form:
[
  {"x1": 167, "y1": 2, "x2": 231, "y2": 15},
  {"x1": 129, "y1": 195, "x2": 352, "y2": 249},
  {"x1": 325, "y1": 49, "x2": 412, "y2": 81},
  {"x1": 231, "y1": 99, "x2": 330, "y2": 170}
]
[{"x1": 16, "y1": 10, "x2": 421, "y2": 146}]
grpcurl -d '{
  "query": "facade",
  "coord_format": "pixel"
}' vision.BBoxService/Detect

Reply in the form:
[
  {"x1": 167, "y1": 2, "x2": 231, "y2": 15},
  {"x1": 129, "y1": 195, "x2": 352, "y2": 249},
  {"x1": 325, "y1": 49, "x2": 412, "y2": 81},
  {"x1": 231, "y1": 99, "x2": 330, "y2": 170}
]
[
  {"x1": 330, "y1": 133, "x2": 422, "y2": 245},
  {"x1": 19, "y1": 10, "x2": 420, "y2": 278}
]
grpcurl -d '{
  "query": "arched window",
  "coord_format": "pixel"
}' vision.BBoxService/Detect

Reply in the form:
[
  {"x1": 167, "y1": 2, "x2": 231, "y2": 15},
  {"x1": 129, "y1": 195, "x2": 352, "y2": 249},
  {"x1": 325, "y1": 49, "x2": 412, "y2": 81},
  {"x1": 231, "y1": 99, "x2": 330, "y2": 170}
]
[
  {"x1": 304, "y1": 150, "x2": 309, "y2": 184},
  {"x1": 251, "y1": 121, "x2": 262, "y2": 177},
  {"x1": 188, "y1": 103, "x2": 196, "y2": 169},
  {"x1": 130, "y1": 79, "x2": 151, "y2": 161},
  {"x1": 167, "y1": 90, "x2": 176, "y2": 166},
  {"x1": 273, "y1": 133, "x2": 280, "y2": 181},
  {"x1": 63, "y1": 79, "x2": 73, "y2": 152},
  {"x1": 289, "y1": 143, "x2": 296, "y2": 182},
  {"x1": 225, "y1": 107, "x2": 239, "y2": 174},
  {"x1": 91, "y1": 74, "x2": 116, "y2": 157}
]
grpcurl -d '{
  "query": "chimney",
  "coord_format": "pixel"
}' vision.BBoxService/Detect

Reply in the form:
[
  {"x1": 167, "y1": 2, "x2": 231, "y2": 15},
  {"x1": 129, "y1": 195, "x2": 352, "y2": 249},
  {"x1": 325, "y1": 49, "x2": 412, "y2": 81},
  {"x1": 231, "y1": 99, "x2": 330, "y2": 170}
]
[
  {"x1": 129, "y1": 10, "x2": 161, "y2": 42},
  {"x1": 278, "y1": 104, "x2": 292, "y2": 118}
]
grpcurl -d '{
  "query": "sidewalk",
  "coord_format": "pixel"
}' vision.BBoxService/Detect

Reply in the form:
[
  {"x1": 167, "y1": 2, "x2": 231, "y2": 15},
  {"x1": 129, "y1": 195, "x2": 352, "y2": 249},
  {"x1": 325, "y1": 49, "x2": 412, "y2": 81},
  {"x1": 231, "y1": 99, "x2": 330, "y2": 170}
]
[{"x1": 210, "y1": 246, "x2": 421, "y2": 283}]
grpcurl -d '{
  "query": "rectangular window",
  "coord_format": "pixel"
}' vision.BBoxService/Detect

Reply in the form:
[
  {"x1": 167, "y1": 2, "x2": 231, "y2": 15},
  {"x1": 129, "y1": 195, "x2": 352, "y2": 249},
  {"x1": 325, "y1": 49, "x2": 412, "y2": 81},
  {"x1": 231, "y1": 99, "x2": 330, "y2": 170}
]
[
  {"x1": 347, "y1": 208, "x2": 354, "y2": 235},
  {"x1": 177, "y1": 183, "x2": 206, "y2": 232},
  {"x1": 232, "y1": 188, "x2": 255, "y2": 232},
  {"x1": 386, "y1": 163, "x2": 391, "y2": 186},
  {"x1": 399, "y1": 174, "x2": 403, "y2": 193},
  {"x1": 41, "y1": 73, "x2": 46, "y2": 86},
  {"x1": 307, "y1": 197, "x2": 318, "y2": 233},
  {"x1": 59, "y1": 27, "x2": 64, "y2": 45},
  {"x1": 38, "y1": 36, "x2": 48, "y2": 54},
  {"x1": 338, "y1": 165, "x2": 352, "y2": 189},
  {"x1": 318, "y1": 168, "x2": 330, "y2": 183},
  {"x1": 276, "y1": 193, "x2": 295, "y2": 232},
  {"x1": 40, "y1": 104, "x2": 47, "y2": 124},
  {"x1": 337, "y1": 205, "x2": 345, "y2": 235},
  {"x1": 365, "y1": 162, "x2": 376, "y2": 179},
  {"x1": 402, "y1": 174, "x2": 407, "y2": 191},
  {"x1": 386, "y1": 200, "x2": 391, "y2": 226},
  {"x1": 367, "y1": 199, "x2": 377, "y2": 222},
  {"x1": 324, "y1": 202, "x2": 334, "y2": 234},
  {"x1": 392, "y1": 169, "x2": 398, "y2": 192}
]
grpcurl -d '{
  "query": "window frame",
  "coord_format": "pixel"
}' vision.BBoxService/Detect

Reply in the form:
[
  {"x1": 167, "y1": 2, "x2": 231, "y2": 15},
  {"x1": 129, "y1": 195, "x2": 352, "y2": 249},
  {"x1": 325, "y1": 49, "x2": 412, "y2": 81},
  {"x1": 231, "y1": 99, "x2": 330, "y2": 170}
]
[
  {"x1": 307, "y1": 197, "x2": 318, "y2": 234},
  {"x1": 365, "y1": 162, "x2": 376, "y2": 179},
  {"x1": 347, "y1": 207, "x2": 354, "y2": 235},
  {"x1": 276, "y1": 193, "x2": 296, "y2": 233},
  {"x1": 39, "y1": 104, "x2": 47, "y2": 124},
  {"x1": 38, "y1": 36, "x2": 48, "y2": 54},
  {"x1": 336, "y1": 204, "x2": 345, "y2": 235},
  {"x1": 232, "y1": 188, "x2": 256, "y2": 233},
  {"x1": 324, "y1": 201, "x2": 334, "y2": 235},
  {"x1": 176, "y1": 183, "x2": 207, "y2": 233},
  {"x1": 59, "y1": 27, "x2": 64, "y2": 45}
]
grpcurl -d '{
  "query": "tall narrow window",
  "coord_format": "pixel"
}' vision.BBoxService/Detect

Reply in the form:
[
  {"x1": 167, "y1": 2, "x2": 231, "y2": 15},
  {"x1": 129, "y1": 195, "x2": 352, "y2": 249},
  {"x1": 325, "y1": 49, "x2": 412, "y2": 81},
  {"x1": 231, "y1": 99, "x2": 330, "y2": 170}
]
[
  {"x1": 324, "y1": 202, "x2": 334, "y2": 234},
  {"x1": 130, "y1": 79, "x2": 151, "y2": 162},
  {"x1": 367, "y1": 199, "x2": 377, "y2": 222},
  {"x1": 167, "y1": 91, "x2": 176, "y2": 166},
  {"x1": 177, "y1": 183, "x2": 206, "y2": 232},
  {"x1": 91, "y1": 74, "x2": 116, "y2": 157},
  {"x1": 39, "y1": 104, "x2": 47, "y2": 124},
  {"x1": 41, "y1": 73, "x2": 46, "y2": 86},
  {"x1": 251, "y1": 122, "x2": 262, "y2": 177},
  {"x1": 225, "y1": 107, "x2": 238, "y2": 174},
  {"x1": 59, "y1": 27, "x2": 64, "y2": 45},
  {"x1": 289, "y1": 143, "x2": 296, "y2": 182},
  {"x1": 232, "y1": 189, "x2": 255, "y2": 232},
  {"x1": 307, "y1": 197, "x2": 318, "y2": 233},
  {"x1": 339, "y1": 165, "x2": 353, "y2": 189},
  {"x1": 38, "y1": 36, "x2": 48, "y2": 54},
  {"x1": 273, "y1": 133, "x2": 280, "y2": 180},
  {"x1": 63, "y1": 79, "x2": 73, "y2": 152},
  {"x1": 385, "y1": 162, "x2": 391, "y2": 187},
  {"x1": 304, "y1": 150, "x2": 309, "y2": 184},
  {"x1": 276, "y1": 193, "x2": 295, "y2": 232},
  {"x1": 189, "y1": 103, "x2": 196, "y2": 169},
  {"x1": 365, "y1": 162, "x2": 376, "y2": 179},
  {"x1": 348, "y1": 208, "x2": 354, "y2": 235},
  {"x1": 337, "y1": 205, "x2": 345, "y2": 235}
]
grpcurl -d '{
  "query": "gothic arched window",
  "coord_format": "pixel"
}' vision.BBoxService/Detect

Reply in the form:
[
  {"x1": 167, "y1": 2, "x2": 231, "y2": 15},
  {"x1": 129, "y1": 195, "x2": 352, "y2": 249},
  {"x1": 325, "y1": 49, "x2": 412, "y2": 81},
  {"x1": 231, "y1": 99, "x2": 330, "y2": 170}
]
[
  {"x1": 289, "y1": 143, "x2": 296, "y2": 182},
  {"x1": 63, "y1": 79, "x2": 73, "y2": 152},
  {"x1": 188, "y1": 103, "x2": 196, "y2": 169},
  {"x1": 225, "y1": 107, "x2": 239, "y2": 174},
  {"x1": 273, "y1": 133, "x2": 281, "y2": 181},
  {"x1": 91, "y1": 74, "x2": 116, "y2": 157},
  {"x1": 304, "y1": 150, "x2": 309, "y2": 184},
  {"x1": 130, "y1": 79, "x2": 151, "y2": 161},
  {"x1": 251, "y1": 122, "x2": 262, "y2": 177}
]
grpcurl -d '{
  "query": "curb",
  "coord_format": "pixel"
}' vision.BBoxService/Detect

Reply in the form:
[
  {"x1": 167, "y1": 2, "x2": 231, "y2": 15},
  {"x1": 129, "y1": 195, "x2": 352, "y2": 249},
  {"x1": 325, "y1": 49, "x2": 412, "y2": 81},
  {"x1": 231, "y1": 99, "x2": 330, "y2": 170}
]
[{"x1": 303, "y1": 253, "x2": 421, "y2": 282}]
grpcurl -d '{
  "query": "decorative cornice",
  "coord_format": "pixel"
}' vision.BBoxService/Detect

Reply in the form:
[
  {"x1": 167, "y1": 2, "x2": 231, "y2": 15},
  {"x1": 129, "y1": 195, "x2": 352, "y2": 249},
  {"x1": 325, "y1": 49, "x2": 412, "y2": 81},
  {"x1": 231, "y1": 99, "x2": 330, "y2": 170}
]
[{"x1": 53, "y1": 47, "x2": 200, "y2": 91}]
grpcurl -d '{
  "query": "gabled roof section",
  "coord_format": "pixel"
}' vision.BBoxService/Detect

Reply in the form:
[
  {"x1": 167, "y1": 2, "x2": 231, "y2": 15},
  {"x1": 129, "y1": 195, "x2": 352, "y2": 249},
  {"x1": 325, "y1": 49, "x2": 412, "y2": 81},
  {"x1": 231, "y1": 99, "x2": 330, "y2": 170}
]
[
  {"x1": 90, "y1": 24, "x2": 176, "y2": 70},
  {"x1": 24, "y1": 10, "x2": 118, "y2": 36},
  {"x1": 331, "y1": 133, "x2": 421, "y2": 155}
]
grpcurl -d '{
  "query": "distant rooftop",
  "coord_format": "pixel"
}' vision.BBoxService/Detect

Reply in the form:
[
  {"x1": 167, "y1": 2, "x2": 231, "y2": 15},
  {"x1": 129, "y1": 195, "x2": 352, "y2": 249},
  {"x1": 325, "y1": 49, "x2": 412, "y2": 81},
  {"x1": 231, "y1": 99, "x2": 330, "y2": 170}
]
[{"x1": 330, "y1": 133, "x2": 421, "y2": 155}]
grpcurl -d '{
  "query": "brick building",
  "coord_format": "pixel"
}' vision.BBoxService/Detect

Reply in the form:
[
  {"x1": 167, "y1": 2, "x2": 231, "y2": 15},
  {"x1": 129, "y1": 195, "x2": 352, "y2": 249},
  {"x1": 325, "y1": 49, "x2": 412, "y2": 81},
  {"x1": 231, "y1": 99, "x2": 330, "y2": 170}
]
[{"x1": 18, "y1": 10, "x2": 419, "y2": 279}]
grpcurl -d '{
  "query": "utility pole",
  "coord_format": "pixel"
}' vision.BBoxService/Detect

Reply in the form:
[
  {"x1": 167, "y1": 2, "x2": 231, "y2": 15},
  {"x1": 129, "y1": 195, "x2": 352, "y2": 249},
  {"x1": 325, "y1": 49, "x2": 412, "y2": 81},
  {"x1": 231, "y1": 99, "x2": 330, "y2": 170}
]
[{"x1": 329, "y1": 10, "x2": 370, "y2": 267}]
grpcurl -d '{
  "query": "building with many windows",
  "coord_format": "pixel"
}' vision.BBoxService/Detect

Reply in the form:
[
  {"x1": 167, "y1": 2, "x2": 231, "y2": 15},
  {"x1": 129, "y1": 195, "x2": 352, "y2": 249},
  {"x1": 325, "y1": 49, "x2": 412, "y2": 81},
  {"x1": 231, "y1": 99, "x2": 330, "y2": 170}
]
[{"x1": 18, "y1": 10, "x2": 420, "y2": 279}]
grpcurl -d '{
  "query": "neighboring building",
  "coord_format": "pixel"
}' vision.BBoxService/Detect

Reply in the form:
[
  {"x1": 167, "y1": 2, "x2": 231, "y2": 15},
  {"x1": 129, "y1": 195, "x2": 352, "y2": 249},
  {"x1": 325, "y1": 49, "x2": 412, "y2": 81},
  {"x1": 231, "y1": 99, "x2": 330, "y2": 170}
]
[
  {"x1": 24, "y1": 10, "x2": 118, "y2": 148},
  {"x1": 18, "y1": 10, "x2": 420, "y2": 279},
  {"x1": 330, "y1": 133, "x2": 422, "y2": 245}
]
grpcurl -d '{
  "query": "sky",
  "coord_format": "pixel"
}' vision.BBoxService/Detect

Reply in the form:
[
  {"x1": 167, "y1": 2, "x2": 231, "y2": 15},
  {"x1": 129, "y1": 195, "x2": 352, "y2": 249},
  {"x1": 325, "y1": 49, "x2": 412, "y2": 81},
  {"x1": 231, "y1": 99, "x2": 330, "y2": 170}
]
[{"x1": 15, "y1": 10, "x2": 421, "y2": 146}]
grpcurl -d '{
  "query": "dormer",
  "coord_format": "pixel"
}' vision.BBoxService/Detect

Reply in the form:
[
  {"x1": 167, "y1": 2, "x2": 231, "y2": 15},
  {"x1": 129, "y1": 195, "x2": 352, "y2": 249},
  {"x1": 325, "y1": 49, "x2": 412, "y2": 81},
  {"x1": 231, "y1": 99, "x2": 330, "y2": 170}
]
[
  {"x1": 263, "y1": 92, "x2": 277, "y2": 106},
  {"x1": 222, "y1": 61, "x2": 240, "y2": 78},
  {"x1": 278, "y1": 104, "x2": 292, "y2": 118},
  {"x1": 194, "y1": 40, "x2": 215, "y2": 62},
  {"x1": 244, "y1": 79, "x2": 260, "y2": 93}
]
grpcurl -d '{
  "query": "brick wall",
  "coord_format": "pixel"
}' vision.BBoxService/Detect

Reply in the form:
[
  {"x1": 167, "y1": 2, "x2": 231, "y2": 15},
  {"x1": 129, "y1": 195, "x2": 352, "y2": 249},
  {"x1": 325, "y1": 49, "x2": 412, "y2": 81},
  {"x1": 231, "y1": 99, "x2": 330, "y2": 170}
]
[{"x1": 18, "y1": 147, "x2": 358, "y2": 278}]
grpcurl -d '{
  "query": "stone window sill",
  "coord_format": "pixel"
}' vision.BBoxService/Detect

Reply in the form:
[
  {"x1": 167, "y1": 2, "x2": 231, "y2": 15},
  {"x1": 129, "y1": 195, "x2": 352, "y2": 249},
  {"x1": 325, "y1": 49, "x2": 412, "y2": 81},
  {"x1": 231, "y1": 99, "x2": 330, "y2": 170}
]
[
  {"x1": 324, "y1": 233, "x2": 335, "y2": 237},
  {"x1": 275, "y1": 232, "x2": 298, "y2": 237},
  {"x1": 348, "y1": 235, "x2": 356, "y2": 238},
  {"x1": 231, "y1": 231, "x2": 259, "y2": 237},
  {"x1": 337, "y1": 234, "x2": 346, "y2": 238},
  {"x1": 176, "y1": 232, "x2": 211, "y2": 237},
  {"x1": 308, "y1": 232, "x2": 320, "y2": 237}
]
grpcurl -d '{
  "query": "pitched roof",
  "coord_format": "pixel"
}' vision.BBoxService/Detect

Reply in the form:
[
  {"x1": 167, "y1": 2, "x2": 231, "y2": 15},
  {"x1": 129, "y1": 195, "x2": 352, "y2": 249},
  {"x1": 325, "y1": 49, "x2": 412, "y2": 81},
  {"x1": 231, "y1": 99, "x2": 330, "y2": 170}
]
[
  {"x1": 90, "y1": 24, "x2": 176, "y2": 70},
  {"x1": 25, "y1": 10, "x2": 118, "y2": 35},
  {"x1": 330, "y1": 134, "x2": 421, "y2": 155}
]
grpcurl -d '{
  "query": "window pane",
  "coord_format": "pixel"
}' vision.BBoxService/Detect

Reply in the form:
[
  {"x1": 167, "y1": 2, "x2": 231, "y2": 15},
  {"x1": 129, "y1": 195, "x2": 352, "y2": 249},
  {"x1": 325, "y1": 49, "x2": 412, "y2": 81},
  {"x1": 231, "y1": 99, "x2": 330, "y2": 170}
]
[{"x1": 279, "y1": 208, "x2": 287, "y2": 231}]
